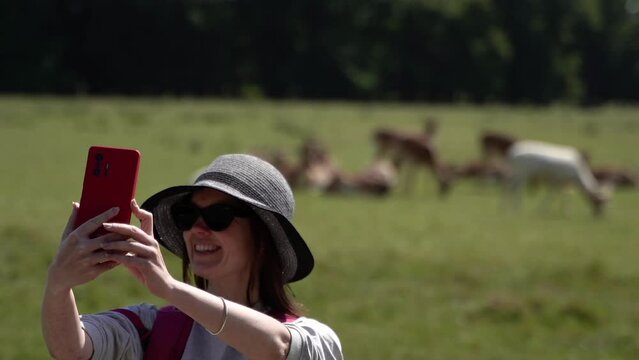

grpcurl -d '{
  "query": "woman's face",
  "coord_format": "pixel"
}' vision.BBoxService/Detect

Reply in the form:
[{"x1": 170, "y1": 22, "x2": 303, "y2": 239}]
[{"x1": 182, "y1": 188, "x2": 257, "y2": 287}]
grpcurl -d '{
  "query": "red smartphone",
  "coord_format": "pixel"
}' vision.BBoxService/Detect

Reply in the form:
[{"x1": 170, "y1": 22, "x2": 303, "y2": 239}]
[{"x1": 75, "y1": 146, "x2": 141, "y2": 236}]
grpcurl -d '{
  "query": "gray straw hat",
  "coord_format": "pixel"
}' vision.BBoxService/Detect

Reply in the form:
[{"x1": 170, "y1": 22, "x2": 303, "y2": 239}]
[{"x1": 141, "y1": 154, "x2": 314, "y2": 283}]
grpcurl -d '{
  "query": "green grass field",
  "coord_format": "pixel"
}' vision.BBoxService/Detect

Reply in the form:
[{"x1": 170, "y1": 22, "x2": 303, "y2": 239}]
[{"x1": 1, "y1": 96, "x2": 638, "y2": 359}]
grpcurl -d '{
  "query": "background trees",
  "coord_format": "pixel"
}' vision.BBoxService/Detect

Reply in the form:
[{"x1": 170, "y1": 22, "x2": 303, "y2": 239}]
[{"x1": 2, "y1": 0, "x2": 638, "y2": 104}]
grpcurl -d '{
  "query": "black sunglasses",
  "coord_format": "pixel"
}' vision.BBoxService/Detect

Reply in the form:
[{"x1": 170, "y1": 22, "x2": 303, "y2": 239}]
[{"x1": 170, "y1": 199, "x2": 251, "y2": 231}]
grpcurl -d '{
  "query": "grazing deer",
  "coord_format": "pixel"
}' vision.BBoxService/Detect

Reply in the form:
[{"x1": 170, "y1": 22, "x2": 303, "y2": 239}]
[
  {"x1": 393, "y1": 136, "x2": 454, "y2": 196},
  {"x1": 373, "y1": 123, "x2": 453, "y2": 196},
  {"x1": 480, "y1": 131, "x2": 518, "y2": 164},
  {"x1": 506, "y1": 140, "x2": 610, "y2": 217},
  {"x1": 374, "y1": 117, "x2": 439, "y2": 158}
]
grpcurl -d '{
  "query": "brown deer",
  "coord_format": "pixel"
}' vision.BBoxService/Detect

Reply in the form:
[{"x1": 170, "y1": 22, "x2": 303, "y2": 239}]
[
  {"x1": 374, "y1": 117, "x2": 438, "y2": 158},
  {"x1": 592, "y1": 166, "x2": 637, "y2": 189},
  {"x1": 452, "y1": 159, "x2": 508, "y2": 183},
  {"x1": 481, "y1": 131, "x2": 518, "y2": 164},
  {"x1": 394, "y1": 136, "x2": 454, "y2": 196},
  {"x1": 373, "y1": 124, "x2": 453, "y2": 196},
  {"x1": 297, "y1": 137, "x2": 342, "y2": 191},
  {"x1": 326, "y1": 157, "x2": 400, "y2": 196}
]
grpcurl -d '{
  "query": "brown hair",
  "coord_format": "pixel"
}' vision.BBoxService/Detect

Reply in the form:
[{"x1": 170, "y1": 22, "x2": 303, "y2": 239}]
[{"x1": 181, "y1": 210, "x2": 303, "y2": 317}]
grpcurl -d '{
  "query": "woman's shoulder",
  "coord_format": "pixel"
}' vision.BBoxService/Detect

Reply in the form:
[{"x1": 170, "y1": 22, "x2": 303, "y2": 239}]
[
  {"x1": 285, "y1": 316, "x2": 341, "y2": 344},
  {"x1": 284, "y1": 316, "x2": 343, "y2": 359}
]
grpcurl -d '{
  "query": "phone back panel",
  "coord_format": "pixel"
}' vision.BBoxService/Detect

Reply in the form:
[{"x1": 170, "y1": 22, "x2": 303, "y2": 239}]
[{"x1": 75, "y1": 146, "x2": 141, "y2": 235}]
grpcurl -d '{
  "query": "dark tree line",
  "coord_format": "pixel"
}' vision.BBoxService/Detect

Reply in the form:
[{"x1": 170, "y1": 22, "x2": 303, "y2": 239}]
[{"x1": 2, "y1": 0, "x2": 638, "y2": 104}]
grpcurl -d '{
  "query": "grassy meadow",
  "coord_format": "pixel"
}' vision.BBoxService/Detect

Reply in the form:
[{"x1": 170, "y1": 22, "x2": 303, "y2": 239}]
[{"x1": 1, "y1": 96, "x2": 638, "y2": 359}]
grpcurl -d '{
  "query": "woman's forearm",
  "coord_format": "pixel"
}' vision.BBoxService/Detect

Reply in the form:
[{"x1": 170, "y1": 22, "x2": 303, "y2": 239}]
[
  {"x1": 164, "y1": 280, "x2": 291, "y2": 360},
  {"x1": 41, "y1": 283, "x2": 93, "y2": 360}
]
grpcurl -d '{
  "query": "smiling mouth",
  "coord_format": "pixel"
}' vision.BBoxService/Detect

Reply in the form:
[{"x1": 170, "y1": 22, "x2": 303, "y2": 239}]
[{"x1": 194, "y1": 244, "x2": 221, "y2": 254}]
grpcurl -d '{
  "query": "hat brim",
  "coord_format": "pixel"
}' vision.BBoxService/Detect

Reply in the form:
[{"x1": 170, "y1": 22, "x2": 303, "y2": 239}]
[{"x1": 140, "y1": 184, "x2": 313, "y2": 283}]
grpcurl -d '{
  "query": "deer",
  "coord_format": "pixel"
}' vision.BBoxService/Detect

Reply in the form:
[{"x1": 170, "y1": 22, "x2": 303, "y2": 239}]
[
  {"x1": 480, "y1": 130, "x2": 518, "y2": 165},
  {"x1": 505, "y1": 140, "x2": 610, "y2": 217},
  {"x1": 374, "y1": 117, "x2": 439, "y2": 158},
  {"x1": 452, "y1": 159, "x2": 508, "y2": 183},
  {"x1": 297, "y1": 137, "x2": 342, "y2": 192},
  {"x1": 591, "y1": 166, "x2": 637, "y2": 189},
  {"x1": 372, "y1": 121, "x2": 453, "y2": 196},
  {"x1": 326, "y1": 157, "x2": 401, "y2": 196}
]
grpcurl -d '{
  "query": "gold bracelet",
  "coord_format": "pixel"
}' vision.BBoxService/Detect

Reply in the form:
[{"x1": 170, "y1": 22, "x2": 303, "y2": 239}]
[{"x1": 210, "y1": 296, "x2": 228, "y2": 336}]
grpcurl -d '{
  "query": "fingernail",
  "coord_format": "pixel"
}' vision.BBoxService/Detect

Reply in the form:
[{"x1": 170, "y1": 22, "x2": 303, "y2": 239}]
[{"x1": 103, "y1": 223, "x2": 113, "y2": 229}]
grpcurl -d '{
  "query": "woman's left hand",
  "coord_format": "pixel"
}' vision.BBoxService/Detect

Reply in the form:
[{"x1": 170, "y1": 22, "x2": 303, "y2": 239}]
[{"x1": 101, "y1": 199, "x2": 177, "y2": 298}]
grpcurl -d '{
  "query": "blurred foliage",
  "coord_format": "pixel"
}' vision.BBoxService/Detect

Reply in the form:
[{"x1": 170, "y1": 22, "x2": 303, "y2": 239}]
[{"x1": 1, "y1": 0, "x2": 638, "y2": 104}]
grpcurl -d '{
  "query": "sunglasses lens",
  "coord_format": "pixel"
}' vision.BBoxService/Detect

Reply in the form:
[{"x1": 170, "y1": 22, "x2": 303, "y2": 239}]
[
  {"x1": 201, "y1": 205, "x2": 235, "y2": 231},
  {"x1": 171, "y1": 198, "x2": 250, "y2": 232},
  {"x1": 171, "y1": 202, "x2": 199, "y2": 231}
]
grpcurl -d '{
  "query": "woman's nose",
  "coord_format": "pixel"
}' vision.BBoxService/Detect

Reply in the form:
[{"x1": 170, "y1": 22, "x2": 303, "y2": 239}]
[{"x1": 191, "y1": 217, "x2": 212, "y2": 232}]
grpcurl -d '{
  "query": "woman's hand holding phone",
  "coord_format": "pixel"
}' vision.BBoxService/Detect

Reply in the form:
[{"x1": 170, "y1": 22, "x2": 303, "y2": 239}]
[
  {"x1": 46, "y1": 145, "x2": 145, "y2": 292},
  {"x1": 46, "y1": 204, "x2": 128, "y2": 293},
  {"x1": 99, "y1": 199, "x2": 177, "y2": 299}
]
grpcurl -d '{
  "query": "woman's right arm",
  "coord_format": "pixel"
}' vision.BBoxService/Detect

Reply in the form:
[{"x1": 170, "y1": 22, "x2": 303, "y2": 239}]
[
  {"x1": 42, "y1": 284, "x2": 93, "y2": 359},
  {"x1": 41, "y1": 203, "x2": 122, "y2": 359}
]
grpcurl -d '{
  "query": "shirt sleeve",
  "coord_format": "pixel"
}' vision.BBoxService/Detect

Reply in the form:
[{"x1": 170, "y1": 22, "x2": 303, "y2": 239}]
[
  {"x1": 285, "y1": 317, "x2": 343, "y2": 360},
  {"x1": 80, "y1": 303, "x2": 159, "y2": 360}
]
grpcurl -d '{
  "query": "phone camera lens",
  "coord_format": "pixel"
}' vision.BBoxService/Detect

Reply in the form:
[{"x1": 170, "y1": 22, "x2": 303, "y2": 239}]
[{"x1": 96, "y1": 154, "x2": 104, "y2": 161}]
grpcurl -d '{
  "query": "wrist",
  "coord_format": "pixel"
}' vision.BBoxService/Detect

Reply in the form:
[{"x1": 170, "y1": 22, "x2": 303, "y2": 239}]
[
  {"x1": 45, "y1": 268, "x2": 72, "y2": 296},
  {"x1": 156, "y1": 276, "x2": 181, "y2": 300},
  {"x1": 44, "y1": 279, "x2": 72, "y2": 297}
]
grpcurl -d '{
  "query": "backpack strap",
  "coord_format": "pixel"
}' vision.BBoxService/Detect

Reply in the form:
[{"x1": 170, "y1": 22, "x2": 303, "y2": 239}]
[
  {"x1": 144, "y1": 306, "x2": 194, "y2": 360},
  {"x1": 283, "y1": 314, "x2": 299, "y2": 323},
  {"x1": 115, "y1": 305, "x2": 297, "y2": 360},
  {"x1": 270, "y1": 312, "x2": 300, "y2": 323},
  {"x1": 112, "y1": 308, "x2": 151, "y2": 345}
]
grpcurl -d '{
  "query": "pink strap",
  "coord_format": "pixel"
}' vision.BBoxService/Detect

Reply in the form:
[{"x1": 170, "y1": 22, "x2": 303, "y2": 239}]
[
  {"x1": 144, "y1": 306, "x2": 194, "y2": 360},
  {"x1": 111, "y1": 306, "x2": 193, "y2": 360},
  {"x1": 114, "y1": 306, "x2": 297, "y2": 360},
  {"x1": 112, "y1": 308, "x2": 151, "y2": 344},
  {"x1": 284, "y1": 314, "x2": 299, "y2": 323},
  {"x1": 270, "y1": 312, "x2": 300, "y2": 323}
]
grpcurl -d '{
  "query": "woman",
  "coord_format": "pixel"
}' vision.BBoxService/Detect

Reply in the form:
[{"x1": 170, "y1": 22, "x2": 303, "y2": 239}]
[{"x1": 42, "y1": 154, "x2": 343, "y2": 360}]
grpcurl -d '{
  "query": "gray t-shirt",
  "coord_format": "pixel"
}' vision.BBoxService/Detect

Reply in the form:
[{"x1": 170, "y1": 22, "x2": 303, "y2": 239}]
[{"x1": 81, "y1": 303, "x2": 343, "y2": 360}]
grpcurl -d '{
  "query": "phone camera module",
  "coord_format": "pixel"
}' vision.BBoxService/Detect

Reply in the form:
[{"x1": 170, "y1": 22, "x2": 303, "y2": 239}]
[{"x1": 93, "y1": 153, "x2": 104, "y2": 176}]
